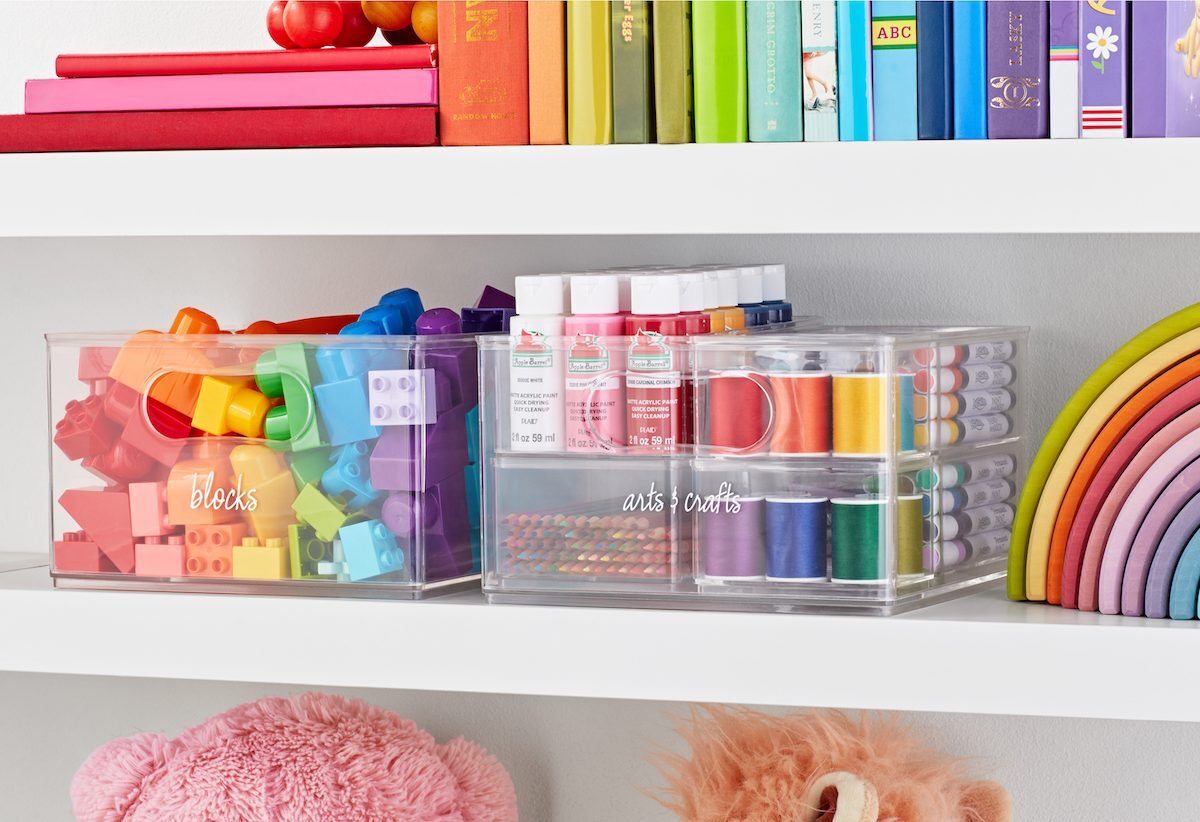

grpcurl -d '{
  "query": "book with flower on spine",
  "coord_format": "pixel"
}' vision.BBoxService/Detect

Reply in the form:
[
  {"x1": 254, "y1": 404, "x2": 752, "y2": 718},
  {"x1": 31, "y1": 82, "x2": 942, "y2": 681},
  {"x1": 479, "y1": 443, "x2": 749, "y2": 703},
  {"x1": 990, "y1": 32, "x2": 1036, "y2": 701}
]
[{"x1": 1079, "y1": 0, "x2": 1127, "y2": 138}]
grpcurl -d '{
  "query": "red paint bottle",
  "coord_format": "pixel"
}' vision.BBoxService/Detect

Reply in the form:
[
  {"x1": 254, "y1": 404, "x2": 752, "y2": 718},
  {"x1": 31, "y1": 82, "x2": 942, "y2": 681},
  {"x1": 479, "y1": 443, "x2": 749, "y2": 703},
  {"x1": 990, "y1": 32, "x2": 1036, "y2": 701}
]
[{"x1": 624, "y1": 275, "x2": 686, "y2": 453}]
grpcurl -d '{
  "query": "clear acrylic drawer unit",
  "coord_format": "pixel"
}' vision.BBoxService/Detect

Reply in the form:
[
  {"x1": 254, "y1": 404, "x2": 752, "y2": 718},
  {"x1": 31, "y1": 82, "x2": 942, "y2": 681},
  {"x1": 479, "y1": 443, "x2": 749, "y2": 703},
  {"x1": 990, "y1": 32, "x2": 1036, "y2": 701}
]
[
  {"x1": 479, "y1": 327, "x2": 1028, "y2": 614},
  {"x1": 48, "y1": 331, "x2": 483, "y2": 598}
]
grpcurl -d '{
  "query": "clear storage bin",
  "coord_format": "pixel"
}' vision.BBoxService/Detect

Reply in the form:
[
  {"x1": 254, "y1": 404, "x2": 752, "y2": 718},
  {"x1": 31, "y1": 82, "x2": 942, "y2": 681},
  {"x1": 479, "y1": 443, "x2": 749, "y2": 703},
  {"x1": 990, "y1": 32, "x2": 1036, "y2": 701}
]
[
  {"x1": 480, "y1": 327, "x2": 1027, "y2": 614},
  {"x1": 48, "y1": 331, "x2": 483, "y2": 598}
]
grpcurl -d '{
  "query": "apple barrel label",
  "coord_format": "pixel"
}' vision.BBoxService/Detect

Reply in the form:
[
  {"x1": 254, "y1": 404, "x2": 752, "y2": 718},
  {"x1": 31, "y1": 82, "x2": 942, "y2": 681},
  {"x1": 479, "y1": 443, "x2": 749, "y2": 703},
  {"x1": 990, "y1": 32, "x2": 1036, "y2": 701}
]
[
  {"x1": 565, "y1": 333, "x2": 624, "y2": 452},
  {"x1": 510, "y1": 329, "x2": 564, "y2": 451},
  {"x1": 625, "y1": 331, "x2": 681, "y2": 452}
]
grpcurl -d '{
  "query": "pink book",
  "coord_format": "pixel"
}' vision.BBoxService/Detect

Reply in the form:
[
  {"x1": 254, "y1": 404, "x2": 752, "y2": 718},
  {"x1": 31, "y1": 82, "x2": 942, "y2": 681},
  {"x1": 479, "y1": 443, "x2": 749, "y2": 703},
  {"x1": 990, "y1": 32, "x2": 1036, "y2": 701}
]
[{"x1": 25, "y1": 68, "x2": 438, "y2": 114}]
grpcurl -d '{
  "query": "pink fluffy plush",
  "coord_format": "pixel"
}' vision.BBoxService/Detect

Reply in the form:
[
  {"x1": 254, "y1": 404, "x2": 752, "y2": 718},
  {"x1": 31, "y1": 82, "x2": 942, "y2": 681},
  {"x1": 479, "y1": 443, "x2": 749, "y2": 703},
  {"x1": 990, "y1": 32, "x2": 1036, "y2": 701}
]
[
  {"x1": 654, "y1": 706, "x2": 1011, "y2": 822},
  {"x1": 71, "y1": 692, "x2": 518, "y2": 821}
]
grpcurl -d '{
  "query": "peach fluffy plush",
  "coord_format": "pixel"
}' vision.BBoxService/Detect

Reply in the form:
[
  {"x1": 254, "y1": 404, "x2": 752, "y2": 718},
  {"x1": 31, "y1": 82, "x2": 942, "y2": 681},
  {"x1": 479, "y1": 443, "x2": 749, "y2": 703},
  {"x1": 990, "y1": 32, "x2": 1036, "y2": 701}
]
[
  {"x1": 71, "y1": 692, "x2": 518, "y2": 821},
  {"x1": 655, "y1": 706, "x2": 1011, "y2": 822}
]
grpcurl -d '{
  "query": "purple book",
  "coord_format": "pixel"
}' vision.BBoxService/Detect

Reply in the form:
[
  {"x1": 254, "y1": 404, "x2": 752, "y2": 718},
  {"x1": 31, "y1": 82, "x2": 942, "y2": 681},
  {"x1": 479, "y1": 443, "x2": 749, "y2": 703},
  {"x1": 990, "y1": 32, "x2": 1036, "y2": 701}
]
[
  {"x1": 987, "y1": 1, "x2": 1049, "y2": 138},
  {"x1": 1133, "y1": 2, "x2": 1167, "y2": 136},
  {"x1": 1080, "y1": 0, "x2": 1127, "y2": 137},
  {"x1": 1166, "y1": 1, "x2": 1200, "y2": 136}
]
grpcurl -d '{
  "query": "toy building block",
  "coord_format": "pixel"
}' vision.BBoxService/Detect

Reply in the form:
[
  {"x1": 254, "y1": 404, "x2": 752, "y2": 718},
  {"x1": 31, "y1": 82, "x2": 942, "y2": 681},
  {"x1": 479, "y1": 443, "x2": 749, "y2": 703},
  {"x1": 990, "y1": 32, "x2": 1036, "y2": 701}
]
[
  {"x1": 381, "y1": 492, "x2": 417, "y2": 538},
  {"x1": 229, "y1": 444, "x2": 298, "y2": 541},
  {"x1": 473, "y1": 285, "x2": 516, "y2": 310},
  {"x1": 316, "y1": 342, "x2": 374, "y2": 382},
  {"x1": 321, "y1": 441, "x2": 380, "y2": 511},
  {"x1": 83, "y1": 438, "x2": 159, "y2": 486},
  {"x1": 54, "y1": 531, "x2": 118, "y2": 573},
  {"x1": 166, "y1": 457, "x2": 239, "y2": 526},
  {"x1": 380, "y1": 287, "x2": 425, "y2": 323},
  {"x1": 78, "y1": 346, "x2": 119, "y2": 386},
  {"x1": 289, "y1": 446, "x2": 333, "y2": 491},
  {"x1": 367, "y1": 369, "x2": 441, "y2": 426},
  {"x1": 108, "y1": 328, "x2": 214, "y2": 417},
  {"x1": 102, "y1": 382, "x2": 191, "y2": 467},
  {"x1": 191, "y1": 375, "x2": 272, "y2": 438},
  {"x1": 465, "y1": 405, "x2": 480, "y2": 464},
  {"x1": 291, "y1": 483, "x2": 349, "y2": 542},
  {"x1": 369, "y1": 405, "x2": 469, "y2": 492},
  {"x1": 423, "y1": 344, "x2": 478, "y2": 412},
  {"x1": 288, "y1": 523, "x2": 335, "y2": 580},
  {"x1": 256, "y1": 342, "x2": 323, "y2": 452},
  {"x1": 232, "y1": 536, "x2": 290, "y2": 580},
  {"x1": 314, "y1": 375, "x2": 380, "y2": 446},
  {"x1": 338, "y1": 519, "x2": 404, "y2": 581},
  {"x1": 54, "y1": 395, "x2": 118, "y2": 461},
  {"x1": 360, "y1": 303, "x2": 413, "y2": 336},
  {"x1": 135, "y1": 535, "x2": 186, "y2": 577},
  {"x1": 463, "y1": 462, "x2": 481, "y2": 529},
  {"x1": 422, "y1": 472, "x2": 472, "y2": 582},
  {"x1": 183, "y1": 522, "x2": 246, "y2": 577},
  {"x1": 316, "y1": 538, "x2": 350, "y2": 581},
  {"x1": 129, "y1": 481, "x2": 174, "y2": 537},
  {"x1": 58, "y1": 489, "x2": 135, "y2": 573}
]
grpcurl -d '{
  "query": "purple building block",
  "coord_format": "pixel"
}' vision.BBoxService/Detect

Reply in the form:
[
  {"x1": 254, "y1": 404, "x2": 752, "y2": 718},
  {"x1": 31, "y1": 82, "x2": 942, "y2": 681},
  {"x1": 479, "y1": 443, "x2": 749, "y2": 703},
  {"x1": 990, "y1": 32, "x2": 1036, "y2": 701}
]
[
  {"x1": 474, "y1": 285, "x2": 516, "y2": 310},
  {"x1": 415, "y1": 308, "x2": 462, "y2": 335},
  {"x1": 421, "y1": 344, "x2": 478, "y2": 412},
  {"x1": 368, "y1": 406, "x2": 469, "y2": 492},
  {"x1": 422, "y1": 472, "x2": 472, "y2": 581},
  {"x1": 461, "y1": 307, "x2": 515, "y2": 334}
]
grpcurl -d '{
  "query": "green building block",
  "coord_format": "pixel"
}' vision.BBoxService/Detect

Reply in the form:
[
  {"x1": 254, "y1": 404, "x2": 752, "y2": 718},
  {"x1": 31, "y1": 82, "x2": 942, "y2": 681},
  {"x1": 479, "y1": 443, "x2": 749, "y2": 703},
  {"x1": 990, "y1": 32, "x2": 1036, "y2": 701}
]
[
  {"x1": 291, "y1": 483, "x2": 348, "y2": 542},
  {"x1": 290, "y1": 446, "x2": 333, "y2": 491},
  {"x1": 256, "y1": 342, "x2": 324, "y2": 452},
  {"x1": 288, "y1": 523, "x2": 335, "y2": 580}
]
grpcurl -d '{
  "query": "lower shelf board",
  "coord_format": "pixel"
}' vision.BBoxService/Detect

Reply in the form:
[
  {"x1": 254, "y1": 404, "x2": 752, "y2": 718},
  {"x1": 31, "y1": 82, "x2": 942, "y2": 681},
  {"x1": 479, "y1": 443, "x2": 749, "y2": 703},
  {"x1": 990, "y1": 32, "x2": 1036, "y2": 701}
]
[{"x1": 1, "y1": 556, "x2": 1197, "y2": 722}]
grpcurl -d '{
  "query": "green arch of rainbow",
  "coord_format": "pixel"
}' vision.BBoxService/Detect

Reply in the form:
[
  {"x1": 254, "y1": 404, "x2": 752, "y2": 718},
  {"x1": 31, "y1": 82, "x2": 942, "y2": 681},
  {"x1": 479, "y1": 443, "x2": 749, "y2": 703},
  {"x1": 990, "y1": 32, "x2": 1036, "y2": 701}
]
[{"x1": 1010, "y1": 303, "x2": 1200, "y2": 619}]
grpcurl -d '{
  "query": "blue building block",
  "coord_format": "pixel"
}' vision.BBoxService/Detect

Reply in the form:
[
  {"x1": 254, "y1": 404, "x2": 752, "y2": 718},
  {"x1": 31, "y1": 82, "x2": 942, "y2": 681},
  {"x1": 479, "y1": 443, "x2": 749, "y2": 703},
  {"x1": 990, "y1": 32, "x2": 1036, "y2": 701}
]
[
  {"x1": 463, "y1": 461, "x2": 481, "y2": 529},
  {"x1": 465, "y1": 405, "x2": 480, "y2": 464},
  {"x1": 316, "y1": 343, "x2": 374, "y2": 382},
  {"x1": 313, "y1": 375, "x2": 380, "y2": 447},
  {"x1": 322, "y1": 441, "x2": 380, "y2": 511},
  {"x1": 339, "y1": 519, "x2": 404, "y2": 581},
  {"x1": 360, "y1": 304, "x2": 412, "y2": 336},
  {"x1": 379, "y1": 288, "x2": 425, "y2": 332}
]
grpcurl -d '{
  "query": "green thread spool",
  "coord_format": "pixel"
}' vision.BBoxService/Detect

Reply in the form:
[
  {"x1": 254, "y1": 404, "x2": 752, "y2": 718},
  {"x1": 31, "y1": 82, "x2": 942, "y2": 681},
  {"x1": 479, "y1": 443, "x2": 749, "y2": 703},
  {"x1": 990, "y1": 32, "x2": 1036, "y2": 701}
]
[
  {"x1": 831, "y1": 498, "x2": 887, "y2": 582},
  {"x1": 897, "y1": 494, "x2": 924, "y2": 576}
]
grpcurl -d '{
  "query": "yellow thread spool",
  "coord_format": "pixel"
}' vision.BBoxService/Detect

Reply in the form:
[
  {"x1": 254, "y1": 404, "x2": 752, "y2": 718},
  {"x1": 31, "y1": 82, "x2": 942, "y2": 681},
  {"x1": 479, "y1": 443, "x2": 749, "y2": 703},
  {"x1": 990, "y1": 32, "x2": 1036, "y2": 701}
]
[
  {"x1": 897, "y1": 494, "x2": 924, "y2": 575},
  {"x1": 832, "y1": 373, "x2": 887, "y2": 455}
]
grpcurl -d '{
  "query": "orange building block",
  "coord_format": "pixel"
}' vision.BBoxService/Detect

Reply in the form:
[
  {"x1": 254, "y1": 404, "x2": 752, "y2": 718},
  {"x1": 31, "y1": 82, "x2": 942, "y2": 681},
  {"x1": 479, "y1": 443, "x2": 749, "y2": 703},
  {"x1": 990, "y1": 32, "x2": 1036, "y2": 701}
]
[
  {"x1": 230, "y1": 444, "x2": 298, "y2": 541},
  {"x1": 183, "y1": 522, "x2": 247, "y2": 577},
  {"x1": 108, "y1": 330, "x2": 214, "y2": 418},
  {"x1": 166, "y1": 456, "x2": 240, "y2": 526}
]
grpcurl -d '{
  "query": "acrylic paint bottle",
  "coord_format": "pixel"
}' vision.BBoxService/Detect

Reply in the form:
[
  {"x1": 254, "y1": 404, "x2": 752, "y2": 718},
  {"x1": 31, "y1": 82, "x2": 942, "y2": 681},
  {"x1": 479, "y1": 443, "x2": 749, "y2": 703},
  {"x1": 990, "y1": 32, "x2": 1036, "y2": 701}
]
[
  {"x1": 624, "y1": 275, "x2": 686, "y2": 453},
  {"x1": 738, "y1": 265, "x2": 772, "y2": 328},
  {"x1": 715, "y1": 268, "x2": 746, "y2": 331},
  {"x1": 509, "y1": 275, "x2": 565, "y2": 452},
  {"x1": 702, "y1": 271, "x2": 727, "y2": 333},
  {"x1": 564, "y1": 273, "x2": 626, "y2": 452},
  {"x1": 761, "y1": 263, "x2": 793, "y2": 324},
  {"x1": 676, "y1": 271, "x2": 714, "y2": 336}
]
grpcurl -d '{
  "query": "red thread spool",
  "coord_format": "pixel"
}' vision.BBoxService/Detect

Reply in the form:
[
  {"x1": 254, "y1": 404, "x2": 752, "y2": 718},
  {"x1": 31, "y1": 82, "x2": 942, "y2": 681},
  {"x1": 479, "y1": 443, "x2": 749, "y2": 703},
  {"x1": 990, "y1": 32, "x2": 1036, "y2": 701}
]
[
  {"x1": 769, "y1": 372, "x2": 832, "y2": 455},
  {"x1": 708, "y1": 370, "x2": 770, "y2": 452}
]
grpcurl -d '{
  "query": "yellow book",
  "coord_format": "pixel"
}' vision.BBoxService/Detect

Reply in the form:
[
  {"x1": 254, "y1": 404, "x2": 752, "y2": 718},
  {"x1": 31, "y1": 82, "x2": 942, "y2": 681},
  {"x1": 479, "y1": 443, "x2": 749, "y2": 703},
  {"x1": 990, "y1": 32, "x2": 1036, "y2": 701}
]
[{"x1": 567, "y1": 0, "x2": 613, "y2": 144}]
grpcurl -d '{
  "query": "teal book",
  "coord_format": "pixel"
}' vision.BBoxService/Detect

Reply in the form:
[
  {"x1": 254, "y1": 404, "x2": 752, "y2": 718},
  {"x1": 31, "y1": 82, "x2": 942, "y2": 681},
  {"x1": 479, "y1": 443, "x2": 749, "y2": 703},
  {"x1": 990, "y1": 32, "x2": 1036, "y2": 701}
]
[
  {"x1": 747, "y1": 0, "x2": 802, "y2": 141},
  {"x1": 801, "y1": 0, "x2": 839, "y2": 140},
  {"x1": 836, "y1": 0, "x2": 872, "y2": 140},
  {"x1": 612, "y1": 0, "x2": 654, "y2": 143},
  {"x1": 870, "y1": 0, "x2": 917, "y2": 140},
  {"x1": 692, "y1": 0, "x2": 748, "y2": 142}
]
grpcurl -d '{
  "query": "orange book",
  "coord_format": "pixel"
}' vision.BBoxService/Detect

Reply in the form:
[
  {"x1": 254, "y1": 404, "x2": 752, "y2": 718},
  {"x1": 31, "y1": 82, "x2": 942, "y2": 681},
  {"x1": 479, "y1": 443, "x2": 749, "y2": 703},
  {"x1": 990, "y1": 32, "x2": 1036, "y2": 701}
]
[
  {"x1": 528, "y1": 1, "x2": 566, "y2": 144},
  {"x1": 437, "y1": 1, "x2": 530, "y2": 145}
]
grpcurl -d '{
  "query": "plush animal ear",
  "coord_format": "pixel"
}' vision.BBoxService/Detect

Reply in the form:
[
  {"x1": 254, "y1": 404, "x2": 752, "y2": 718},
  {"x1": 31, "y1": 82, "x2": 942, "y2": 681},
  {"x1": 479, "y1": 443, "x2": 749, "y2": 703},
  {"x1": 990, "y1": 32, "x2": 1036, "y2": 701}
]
[
  {"x1": 70, "y1": 732, "x2": 172, "y2": 822},
  {"x1": 799, "y1": 772, "x2": 879, "y2": 822},
  {"x1": 960, "y1": 780, "x2": 1012, "y2": 822},
  {"x1": 437, "y1": 737, "x2": 519, "y2": 822}
]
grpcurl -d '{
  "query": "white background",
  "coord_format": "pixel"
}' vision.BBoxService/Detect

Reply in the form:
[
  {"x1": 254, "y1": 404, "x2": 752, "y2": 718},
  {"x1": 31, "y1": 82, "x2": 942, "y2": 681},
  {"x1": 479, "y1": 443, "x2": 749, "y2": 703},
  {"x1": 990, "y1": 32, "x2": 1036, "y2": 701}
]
[{"x1": 3, "y1": 3, "x2": 1200, "y2": 820}]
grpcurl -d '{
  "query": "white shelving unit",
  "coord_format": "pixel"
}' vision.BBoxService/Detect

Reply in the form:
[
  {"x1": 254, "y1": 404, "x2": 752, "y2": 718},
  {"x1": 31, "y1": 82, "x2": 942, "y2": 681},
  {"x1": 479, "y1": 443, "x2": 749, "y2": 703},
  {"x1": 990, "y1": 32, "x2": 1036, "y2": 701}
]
[
  {"x1": 2, "y1": 560, "x2": 1197, "y2": 723},
  {"x1": 0, "y1": 139, "x2": 1192, "y2": 237}
]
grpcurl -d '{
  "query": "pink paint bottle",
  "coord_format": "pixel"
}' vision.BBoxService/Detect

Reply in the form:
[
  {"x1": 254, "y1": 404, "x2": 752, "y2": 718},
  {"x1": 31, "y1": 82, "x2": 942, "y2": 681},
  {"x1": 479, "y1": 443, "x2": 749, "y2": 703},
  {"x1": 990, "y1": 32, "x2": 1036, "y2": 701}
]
[
  {"x1": 624, "y1": 274, "x2": 686, "y2": 453},
  {"x1": 564, "y1": 273, "x2": 626, "y2": 452}
]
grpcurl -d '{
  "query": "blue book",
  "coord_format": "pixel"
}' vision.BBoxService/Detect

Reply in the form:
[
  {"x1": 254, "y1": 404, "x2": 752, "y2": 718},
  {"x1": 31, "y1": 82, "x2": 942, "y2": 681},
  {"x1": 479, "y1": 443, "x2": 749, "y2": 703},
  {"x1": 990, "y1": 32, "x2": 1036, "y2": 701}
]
[
  {"x1": 836, "y1": 0, "x2": 873, "y2": 140},
  {"x1": 917, "y1": 0, "x2": 953, "y2": 139},
  {"x1": 952, "y1": 0, "x2": 988, "y2": 138},
  {"x1": 871, "y1": 0, "x2": 918, "y2": 140},
  {"x1": 748, "y1": 0, "x2": 803, "y2": 141}
]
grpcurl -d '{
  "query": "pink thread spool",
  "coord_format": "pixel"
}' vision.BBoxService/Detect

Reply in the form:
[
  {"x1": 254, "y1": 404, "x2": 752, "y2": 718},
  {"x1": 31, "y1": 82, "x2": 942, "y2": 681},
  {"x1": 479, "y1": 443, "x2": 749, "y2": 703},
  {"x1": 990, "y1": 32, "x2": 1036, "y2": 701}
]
[{"x1": 707, "y1": 370, "x2": 770, "y2": 453}]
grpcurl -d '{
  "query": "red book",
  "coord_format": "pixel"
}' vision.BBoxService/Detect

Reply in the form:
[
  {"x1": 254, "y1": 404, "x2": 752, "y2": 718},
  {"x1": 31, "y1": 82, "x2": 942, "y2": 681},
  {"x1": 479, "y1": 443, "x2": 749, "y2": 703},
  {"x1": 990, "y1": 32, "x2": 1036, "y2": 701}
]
[
  {"x1": 0, "y1": 106, "x2": 437, "y2": 153},
  {"x1": 436, "y1": 1, "x2": 529, "y2": 145},
  {"x1": 55, "y1": 45, "x2": 436, "y2": 78}
]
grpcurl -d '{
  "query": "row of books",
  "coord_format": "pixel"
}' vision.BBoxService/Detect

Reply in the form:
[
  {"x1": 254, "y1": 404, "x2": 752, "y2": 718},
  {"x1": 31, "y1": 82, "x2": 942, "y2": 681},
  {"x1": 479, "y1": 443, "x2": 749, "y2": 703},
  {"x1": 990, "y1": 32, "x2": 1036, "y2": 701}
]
[{"x1": 443, "y1": 0, "x2": 1200, "y2": 144}]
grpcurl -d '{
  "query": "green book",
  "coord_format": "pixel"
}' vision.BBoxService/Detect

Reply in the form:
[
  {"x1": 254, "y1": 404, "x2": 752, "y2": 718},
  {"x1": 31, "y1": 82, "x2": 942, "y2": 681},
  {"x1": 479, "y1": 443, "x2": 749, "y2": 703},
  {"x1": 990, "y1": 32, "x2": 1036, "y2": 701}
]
[
  {"x1": 568, "y1": 0, "x2": 614, "y2": 144},
  {"x1": 652, "y1": 0, "x2": 693, "y2": 143},
  {"x1": 611, "y1": 1, "x2": 654, "y2": 143},
  {"x1": 691, "y1": 0, "x2": 747, "y2": 142}
]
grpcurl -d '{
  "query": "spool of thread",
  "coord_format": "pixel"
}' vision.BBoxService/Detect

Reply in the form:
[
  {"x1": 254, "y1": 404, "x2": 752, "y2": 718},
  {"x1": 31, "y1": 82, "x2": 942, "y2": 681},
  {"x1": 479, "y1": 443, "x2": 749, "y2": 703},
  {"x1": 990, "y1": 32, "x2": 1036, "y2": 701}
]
[
  {"x1": 708, "y1": 371, "x2": 770, "y2": 453},
  {"x1": 924, "y1": 502, "x2": 1015, "y2": 542},
  {"x1": 765, "y1": 497, "x2": 828, "y2": 580},
  {"x1": 702, "y1": 497, "x2": 766, "y2": 579},
  {"x1": 923, "y1": 528, "x2": 1012, "y2": 571},
  {"x1": 830, "y1": 497, "x2": 887, "y2": 582},
  {"x1": 915, "y1": 454, "x2": 1016, "y2": 490},
  {"x1": 769, "y1": 373, "x2": 832, "y2": 455},
  {"x1": 832, "y1": 374, "x2": 885, "y2": 456},
  {"x1": 898, "y1": 373, "x2": 915, "y2": 452},
  {"x1": 897, "y1": 494, "x2": 924, "y2": 575},
  {"x1": 912, "y1": 362, "x2": 1015, "y2": 394}
]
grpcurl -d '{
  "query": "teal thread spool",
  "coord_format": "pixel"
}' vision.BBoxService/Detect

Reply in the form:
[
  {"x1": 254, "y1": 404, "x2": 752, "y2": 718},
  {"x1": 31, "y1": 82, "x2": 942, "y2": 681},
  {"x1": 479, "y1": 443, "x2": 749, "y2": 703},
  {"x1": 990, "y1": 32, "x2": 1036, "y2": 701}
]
[
  {"x1": 831, "y1": 498, "x2": 887, "y2": 582},
  {"x1": 898, "y1": 373, "x2": 915, "y2": 452}
]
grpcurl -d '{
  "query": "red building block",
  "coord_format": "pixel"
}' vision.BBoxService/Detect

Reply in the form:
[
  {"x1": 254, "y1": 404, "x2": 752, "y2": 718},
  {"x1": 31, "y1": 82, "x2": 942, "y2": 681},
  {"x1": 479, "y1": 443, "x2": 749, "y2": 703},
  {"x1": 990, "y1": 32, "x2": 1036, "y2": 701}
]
[
  {"x1": 103, "y1": 382, "x2": 192, "y2": 467},
  {"x1": 183, "y1": 522, "x2": 246, "y2": 577},
  {"x1": 135, "y1": 535, "x2": 186, "y2": 577},
  {"x1": 53, "y1": 531, "x2": 118, "y2": 573},
  {"x1": 57, "y1": 489, "x2": 134, "y2": 572},
  {"x1": 54, "y1": 395, "x2": 118, "y2": 461},
  {"x1": 78, "y1": 347, "x2": 119, "y2": 384},
  {"x1": 82, "y1": 439, "x2": 159, "y2": 486}
]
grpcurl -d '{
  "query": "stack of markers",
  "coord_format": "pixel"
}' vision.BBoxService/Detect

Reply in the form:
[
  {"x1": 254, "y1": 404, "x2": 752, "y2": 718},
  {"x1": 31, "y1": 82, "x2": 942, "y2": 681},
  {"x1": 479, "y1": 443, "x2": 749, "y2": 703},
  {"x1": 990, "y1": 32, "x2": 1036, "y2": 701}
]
[
  {"x1": 912, "y1": 340, "x2": 1018, "y2": 449},
  {"x1": 918, "y1": 452, "x2": 1019, "y2": 570},
  {"x1": 500, "y1": 511, "x2": 676, "y2": 579}
]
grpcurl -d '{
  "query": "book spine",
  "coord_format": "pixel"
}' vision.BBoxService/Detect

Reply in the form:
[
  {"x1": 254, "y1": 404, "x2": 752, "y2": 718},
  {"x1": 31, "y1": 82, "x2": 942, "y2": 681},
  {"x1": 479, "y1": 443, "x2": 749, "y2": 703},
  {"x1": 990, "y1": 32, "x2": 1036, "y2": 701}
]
[
  {"x1": 916, "y1": 0, "x2": 953, "y2": 139},
  {"x1": 612, "y1": 0, "x2": 655, "y2": 143},
  {"x1": 25, "y1": 68, "x2": 438, "y2": 114},
  {"x1": 1080, "y1": 0, "x2": 1127, "y2": 137},
  {"x1": 55, "y1": 45, "x2": 437, "y2": 78},
  {"x1": 801, "y1": 1, "x2": 839, "y2": 141},
  {"x1": 568, "y1": 0, "x2": 614, "y2": 143},
  {"x1": 652, "y1": 0, "x2": 694, "y2": 143},
  {"x1": 692, "y1": 0, "x2": 748, "y2": 142},
  {"x1": 747, "y1": 1, "x2": 802, "y2": 141},
  {"x1": 1165, "y1": 0, "x2": 1200, "y2": 137},
  {"x1": 837, "y1": 0, "x2": 873, "y2": 140},
  {"x1": 437, "y1": 1, "x2": 530, "y2": 146},
  {"x1": 986, "y1": 1, "x2": 1049, "y2": 138},
  {"x1": 870, "y1": 0, "x2": 918, "y2": 141},
  {"x1": 1049, "y1": 1, "x2": 1080, "y2": 137},
  {"x1": 529, "y1": 1, "x2": 567, "y2": 145},
  {"x1": 952, "y1": 0, "x2": 988, "y2": 138},
  {"x1": 0, "y1": 107, "x2": 438, "y2": 153},
  {"x1": 1130, "y1": 1, "x2": 1165, "y2": 137}
]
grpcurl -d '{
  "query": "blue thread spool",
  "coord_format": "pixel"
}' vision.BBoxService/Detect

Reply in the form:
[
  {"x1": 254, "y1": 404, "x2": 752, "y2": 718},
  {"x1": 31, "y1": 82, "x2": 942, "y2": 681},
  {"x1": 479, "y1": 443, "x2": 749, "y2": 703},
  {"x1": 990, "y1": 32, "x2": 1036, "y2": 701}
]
[
  {"x1": 898, "y1": 373, "x2": 915, "y2": 452},
  {"x1": 765, "y1": 497, "x2": 829, "y2": 581}
]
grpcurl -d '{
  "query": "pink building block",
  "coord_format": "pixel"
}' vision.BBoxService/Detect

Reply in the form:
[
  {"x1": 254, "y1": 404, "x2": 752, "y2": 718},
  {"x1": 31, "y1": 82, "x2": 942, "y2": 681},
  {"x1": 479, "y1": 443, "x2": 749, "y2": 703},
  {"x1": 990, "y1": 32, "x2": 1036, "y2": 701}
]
[
  {"x1": 129, "y1": 481, "x2": 174, "y2": 537},
  {"x1": 54, "y1": 531, "x2": 117, "y2": 573},
  {"x1": 58, "y1": 488, "x2": 135, "y2": 573},
  {"x1": 135, "y1": 535, "x2": 187, "y2": 577}
]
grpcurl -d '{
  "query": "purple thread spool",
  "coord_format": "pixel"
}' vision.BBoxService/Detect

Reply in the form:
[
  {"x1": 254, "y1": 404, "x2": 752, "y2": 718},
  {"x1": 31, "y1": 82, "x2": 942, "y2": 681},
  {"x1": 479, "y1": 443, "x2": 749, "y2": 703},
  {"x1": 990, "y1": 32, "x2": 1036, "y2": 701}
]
[
  {"x1": 702, "y1": 496, "x2": 766, "y2": 579},
  {"x1": 765, "y1": 497, "x2": 829, "y2": 581}
]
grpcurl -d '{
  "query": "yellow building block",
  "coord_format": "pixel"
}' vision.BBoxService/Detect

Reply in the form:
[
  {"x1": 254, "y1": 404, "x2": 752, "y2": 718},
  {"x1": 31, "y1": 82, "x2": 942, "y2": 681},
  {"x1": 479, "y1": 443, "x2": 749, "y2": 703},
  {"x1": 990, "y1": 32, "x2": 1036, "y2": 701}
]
[
  {"x1": 229, "y1": 445, "x2": 298, "y2": 541},
  {"x1": 232, "y1": 537, "x2": 290, "y2": 580},
  {"x1": 192, "y1": 375, "x2": 271, "y2": 438}
]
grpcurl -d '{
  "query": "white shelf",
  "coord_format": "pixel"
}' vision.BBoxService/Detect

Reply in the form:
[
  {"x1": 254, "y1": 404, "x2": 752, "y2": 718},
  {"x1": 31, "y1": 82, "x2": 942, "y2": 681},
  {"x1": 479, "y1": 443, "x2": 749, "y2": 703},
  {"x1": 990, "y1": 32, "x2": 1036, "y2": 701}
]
[
  {"x1": 0, "y1": 140, "x2": 1191, "y2": 237},
  {"x1": 2, "y1": 559, "x2": 1198, "y2": 721}
]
